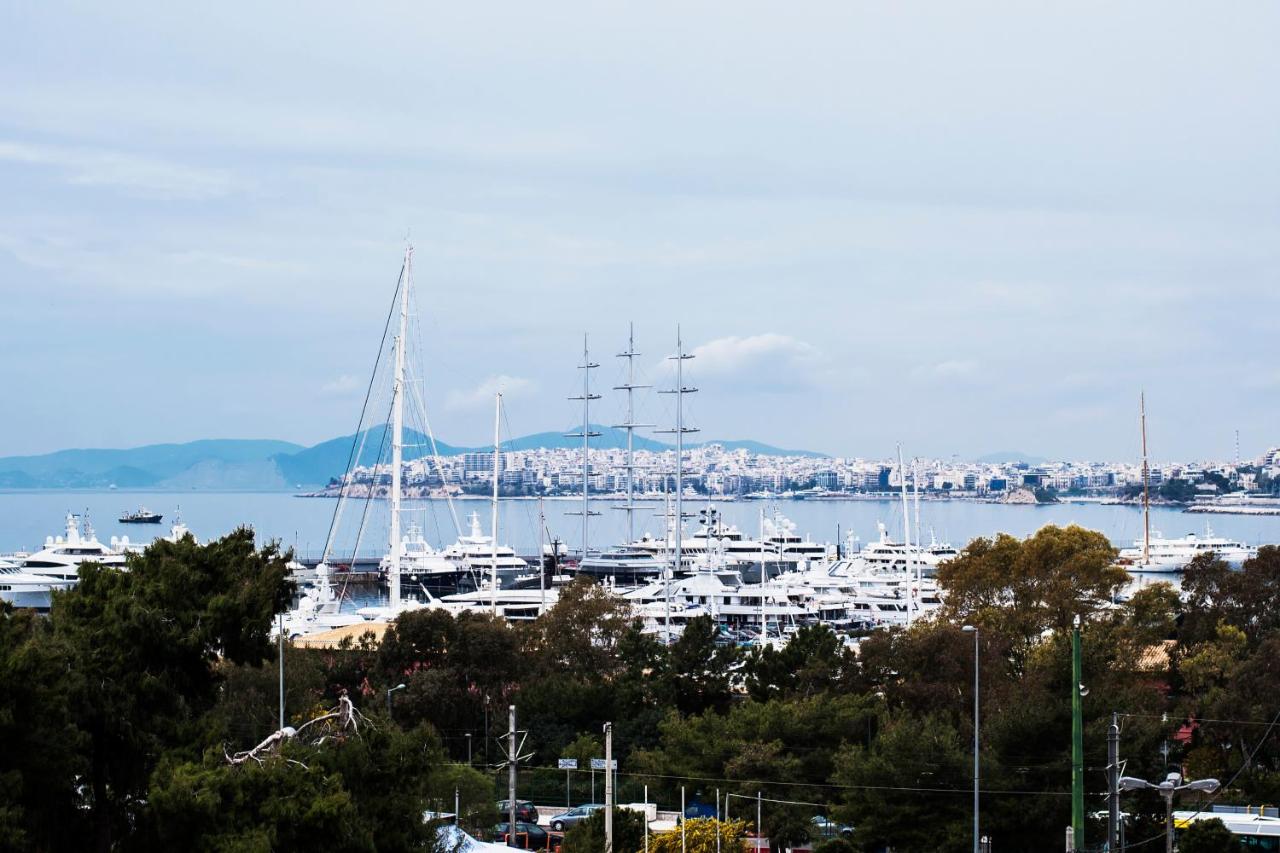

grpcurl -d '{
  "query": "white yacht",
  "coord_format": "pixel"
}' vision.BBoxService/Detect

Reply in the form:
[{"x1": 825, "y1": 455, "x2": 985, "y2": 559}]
[
  {"x1": 856, "y1": 522, "x2": 959, "y2": 577},
  {"x1": 762, "y1": 514, "x2": 832, "y2": 568},
  {"x1": 0, "y1": 557, "x2": 75, "y2": 609},
  {"x1": 21, "y1": 513, "x2": 128, "y2": 583},
  {"x1": 1118, "y1": 526, "x2": 1257, "y2": 573},
  {"x1": 386, "y1": 522, "x2": 463, "y2": 597},
  {"x1": 442, "y1": 512, "x2": 536, "y2": 590}
]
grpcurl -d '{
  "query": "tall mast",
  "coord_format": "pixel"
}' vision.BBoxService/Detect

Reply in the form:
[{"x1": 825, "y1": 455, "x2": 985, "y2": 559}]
[
  {"x1": 1141, "y1": 391, "x2": 1150, "y2": 564},
  {"x1": 614, "y1": 323, "x2": 652, "y2": 544},
  {"x1": 898, "y1": 444, "x2": 913, "y2": 626},
  {"x1": 913, "y1": 458, "x2": 922, "y2": 549},
  {"x1": 491, "y1": 392, "x2": 502, "y2": 616},
  {"x1": 657, "y1": 328, "x2": 698, "y2": 645},
  {"x1": 388, "y1": 245, "x2": 411, "y2": 610},
  {"x1": 538, "y1": 495, "x2": 546, "y2": 615},
  {"x1": 566, "y1": 335, "x2": 601, "y2": 559}
]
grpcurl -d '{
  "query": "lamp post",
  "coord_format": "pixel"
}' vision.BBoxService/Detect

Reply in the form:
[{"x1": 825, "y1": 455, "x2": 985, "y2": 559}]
[
  {"x1": 386, "y1": 683, "x2": 407, "y2": 718},
  {"x1": 961, "y1": 625, "x2": 980, "y2": 853},
  {"x1": 466, "y1": 732, "x2": 473, "y2": 766},
  {"x1": 1119, "y1": 772, "x2": 1220, "y2": 853}
]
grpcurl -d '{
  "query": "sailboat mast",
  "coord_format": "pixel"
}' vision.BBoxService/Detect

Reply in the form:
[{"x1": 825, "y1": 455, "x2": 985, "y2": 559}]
[
  {"x1": 389, "y1": 246, "x2": 411, "y2": 609},
  {"x1": 1141, "y1": 392, "x2": 1150, "y2": 564},
  {"x1": 614, "y1": 323, "x2": 651, "y2": 544},
  {"x1": 566, "y1": 335, "x2": 601, "y2": 560},
  {"x1": 491, "y1": 392, "x2": 502, "y2": 616},
  {"x1": 913, "y1": 459, "x2": 922, "y2": 552},
  {"x1": 658, "y1": 328, "x2": 697, "y2": 645},
  {"x1": 898, "y1": 444, "x2": 913, "y2": 626},
  {"x1": 538, "y1": 495, "x2": 546, "y2": 616}
]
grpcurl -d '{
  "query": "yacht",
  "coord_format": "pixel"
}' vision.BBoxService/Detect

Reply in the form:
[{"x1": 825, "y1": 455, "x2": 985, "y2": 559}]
[
  {"x1": 1118, "y1": 526, "x2": 1257, "y2": 573},
  {"x1": 21, "y1": 513, "x2": 128, "y2": 583},
  {"x1": 443, "y1": 512, "x2": 537, "y2": 590},
  {"x1": 386, "y1": 522, "x2": 465, "y2": 597},
  {"x1": 762, "y1": 514, "x2": 832, "y2": 568},
  {"x1": 857, "y1": 522, "x2": 959, "y2": 577},
  {"x1": 0, "y1": 557, "x2": 75, "y2": 610},
  {"x1": 119, "y1": 508, "x2": 163, "y2": 524},
  {"x1": 574, "y1": 546, "x2": 667, "y2": 585}
]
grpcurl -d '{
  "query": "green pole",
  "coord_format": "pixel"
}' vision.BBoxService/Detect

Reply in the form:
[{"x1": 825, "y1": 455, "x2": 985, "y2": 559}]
[{"x1": 1072, "y1": 615, "x2": 1084, "y2": 845}]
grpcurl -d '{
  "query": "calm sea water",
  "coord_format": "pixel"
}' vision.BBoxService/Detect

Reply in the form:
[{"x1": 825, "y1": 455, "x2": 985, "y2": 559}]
[{"x1": 2, "y1": 490, "x2": 1277, "y2": 558}]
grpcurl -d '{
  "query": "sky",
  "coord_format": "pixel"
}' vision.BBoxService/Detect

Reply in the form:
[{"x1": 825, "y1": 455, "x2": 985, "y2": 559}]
[{"x1": 0, "y1": 1, "x2": 1276, "y2": 462}]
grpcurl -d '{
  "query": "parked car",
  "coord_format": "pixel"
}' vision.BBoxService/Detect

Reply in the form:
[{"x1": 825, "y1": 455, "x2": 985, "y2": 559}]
[
  {"x1": 548, "y1": 804, "x2": 604, "y2": 832},
  {"x1": 497, "y1": 800, "x2": 540, "y2": 823},
  {"x1": 494, "y1": 821, "x2": 549, "y2": 850},
  {"x1": 811, "y1": 815, "x2": 854, "y2": 839}
]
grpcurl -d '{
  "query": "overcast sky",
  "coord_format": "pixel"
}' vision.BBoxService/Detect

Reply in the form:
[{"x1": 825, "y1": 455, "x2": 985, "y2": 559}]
[{"x1": 1, "y1": 1, "x2": 1276, "y2": 461}]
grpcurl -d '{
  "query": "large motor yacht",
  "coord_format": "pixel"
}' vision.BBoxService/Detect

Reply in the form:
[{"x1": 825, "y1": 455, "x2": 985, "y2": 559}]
[
  {"x1": 574, "y1": 546, "x2": 667, "y2": 585},
  {"x1": 0, "y1": 556, "x2": 76, "y2": 609},
  {"x1": 21, "y1": 513, "x2": 128, "y2": 583},
  {"x1": 385, "y1": 523, "x2": 465, "y2": 598},
  {"x1": 856, "y1": 522, "x2": 959, "y2": 577},
  {"x1": 1118, "y1": 525, "x2": 1257, "y2": 573},
  {"x1": 443, "y1": 512, "x2": 537, "y2": 590}
]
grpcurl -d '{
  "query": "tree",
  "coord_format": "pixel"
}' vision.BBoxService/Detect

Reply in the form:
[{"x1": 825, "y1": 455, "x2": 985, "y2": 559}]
[
  {"x1": 742, "y1": 624, "x2": 858, "y2": 701},
  {"x1": 1177, "y1": 817, "x2": 1242, "y2": 853},
  {"x1": 529, "y1": 576, "x2": 636, "y2": 676},
  {"x1": 658, "y1": 616, "x2": 739, "y2": 716},
  {"x1": 0, "y1": 603, "x2": 86, "y2": 850},
  {"x1": 560, "y1": 807, "x2": 649, "y2": 853},
  {"x1": 832, "y1": 712, "x2": 970, "y2": 853},
  {"x1": 936, "y1": 525, "x2": 1126, "y2": 663},
  {"x1": 146, "y1": 721, "x2": 443, "y2": 852},
  {"x1": 52, "y1": 528, "x2": 292, "y2": 851},
  {"x1": 647, "y1": 818, "x2": 749, "y2": 853}
]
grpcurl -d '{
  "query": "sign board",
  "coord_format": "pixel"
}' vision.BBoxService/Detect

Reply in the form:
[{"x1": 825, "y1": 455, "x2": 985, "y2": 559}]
[
  {"x1": 590, "y1": 758, "x2": 618, "y2": 770},
  {"x1": 557, "y1": 758, "x2": 578, "y2": 770}
]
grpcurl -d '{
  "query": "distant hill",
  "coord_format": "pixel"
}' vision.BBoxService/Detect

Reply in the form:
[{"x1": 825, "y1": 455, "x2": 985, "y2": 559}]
[
  {"x1": 0, "y1": 440, "x2": 304, "y2": 489},
  {"x1": 0, "y1": 430, "x2": 826, "y2": 489},
  {"x1": 272, "y1": 427, "x2": 470, "y2": 486},
  {"x1": 976, "y1": 451, "x2": 1048, "y2": 465}
]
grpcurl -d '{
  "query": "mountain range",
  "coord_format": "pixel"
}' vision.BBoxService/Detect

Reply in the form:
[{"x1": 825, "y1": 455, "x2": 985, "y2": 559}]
[{"x1": 0, "y1": 428, "x2": 828, "y2": 490}]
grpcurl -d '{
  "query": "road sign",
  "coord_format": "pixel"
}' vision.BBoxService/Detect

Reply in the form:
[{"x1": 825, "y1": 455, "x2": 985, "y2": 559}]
[
  {"x1": 558, "y1": 758, "x2": 578, "y2": 770},
  {"x1": 590, "y1": 758, "x2": 618, "y2": 770}
]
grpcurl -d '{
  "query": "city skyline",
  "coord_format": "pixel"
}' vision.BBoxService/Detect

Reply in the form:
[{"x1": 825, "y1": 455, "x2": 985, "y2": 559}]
[{"x1": 2, "y1": 2, "x2": 1277, "y2": 460}]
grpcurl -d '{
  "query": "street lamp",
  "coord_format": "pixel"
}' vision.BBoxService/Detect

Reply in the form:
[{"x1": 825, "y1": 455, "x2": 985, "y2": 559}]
[
  {"x1": 466, "y1": 732, "x2": 473, "y2": 765},
  {"x1": 1119, "y1": 772, "x2": 1220, "y2": 853},
  {"x1": 961, "y1": 625, "x2": 979, "y2": 853},
  {"x1": 386, "y1": 683, "x2": 407, "y2": 717}
]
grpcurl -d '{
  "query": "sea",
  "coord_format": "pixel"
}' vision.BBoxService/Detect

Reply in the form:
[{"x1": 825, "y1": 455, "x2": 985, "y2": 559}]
[{"x1": 3, "y1": 490, "x2": 1278, "y2": 561}]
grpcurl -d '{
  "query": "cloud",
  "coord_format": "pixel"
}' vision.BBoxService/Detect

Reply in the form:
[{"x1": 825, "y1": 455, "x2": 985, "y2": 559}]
[
  {"x1": 0, "y1": 140, "x2": 234, "y2": 200},
  {"x1": 911, "y1": 359, "x2": 980, "y2": 381},
  {"x1": 654, "y1": 333, "x2": 826, "y2": 392},
  {"x1": 445, "y1": 374, "x2": 536, "y2": 411},
  {"x1": 319, "y1": 374, "x2": 362, "y2": 396}
]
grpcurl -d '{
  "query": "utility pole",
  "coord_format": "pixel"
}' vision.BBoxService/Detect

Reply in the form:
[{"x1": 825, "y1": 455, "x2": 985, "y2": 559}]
[
  {"x1": 757, "y1": 791, "x2": 762, "y2": 850},
  {"x1": 1108, "y1": 712, "x2": 1120, "y2": 852},
  {"x1": 508, "y1": 705, "x2": 517, "y2": 847},
  {"x1": 277, "y1": 614, "x2": 285, "y2": 731},
  {"x1": 681, "y1": 787, "x2": 687, "y2": 853},
  {"x1": 604, "y1": 723, "x2": 614, "y2": 853},
  {"x1": 1072, "y1": 615, "x2": 1085, "y2": 846}
]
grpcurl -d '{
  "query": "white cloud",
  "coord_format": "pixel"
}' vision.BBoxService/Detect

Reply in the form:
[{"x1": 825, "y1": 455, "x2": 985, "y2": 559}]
[
  {"x1": 0, "y1": 140, "x2": 234, "y2": 200},
  {"x1": 445, "y1": 374, "x2": 536, "y2": 411},
  {"x1": 916, "y1": 359, "x2": 979, "y2": 379},
  {"x1": 319, "y1": 374, "x2": 361, "y2": 396},
  {"x1": 654, "y1": 333, "x2": 826, "y2": 392}
]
